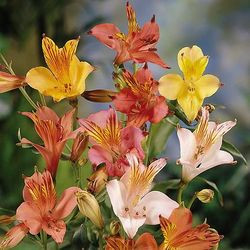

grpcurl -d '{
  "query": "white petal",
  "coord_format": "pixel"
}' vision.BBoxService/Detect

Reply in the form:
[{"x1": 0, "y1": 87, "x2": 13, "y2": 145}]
[
  {"x1": 199, "y1": 150, "x2": 235, "y2": 173},
  {"x1": 177, "y1": 128, "x2": 197, "y2": 164},
  {"x1": 106, "y1": 180, "x2": 126, "y2": 217},
  {"x1": 181, "y1": 164, "x2": 199, "y2": 183},
  {"x1": 119, "y1": 216, "x2": 146, "y2": 239},
  {"x1": 138, "y1": 191, "x2": 178, "y2": 225}
]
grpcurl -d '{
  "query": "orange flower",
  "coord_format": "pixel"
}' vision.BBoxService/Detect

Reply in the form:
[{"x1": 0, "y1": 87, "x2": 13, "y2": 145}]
[
  {"x1": 0, "y1": 71, "x2": 25, "y2": 93},
  {"x1": 21, "y1": 106, "x2": 75, "y2": 177},
  {"x1": 88, "y1": 2, "x2": 168, "y2": 68},
  {"x1": 159, "y1": 207, "x2": 222, "y2": 250},
  {"x1": 106, "y1": 233, "x2": 158, "y2": 250},
  {"x1": 16, "y1": 170, "x2": 80, "y2": 244}
]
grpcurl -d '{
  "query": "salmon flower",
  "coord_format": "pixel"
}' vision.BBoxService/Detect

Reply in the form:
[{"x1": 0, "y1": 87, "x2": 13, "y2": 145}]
[
  {"x1": 0, "y1": 71, "x2": 25, "y2": 93},
  {"x1": 88, "y1": 2, "x2": 168, "y2": 68},
  {"x1": 0, "y1": 223, "x2": 28, "y2": 249},
  {"x1": 106, "y1": 233, "x2": 158, "y2": 250},
  {"x1": 113, "y1": 64, "x2": 169, "y2": 127},
  {"x1": 78, "y1": 108, "x2": 145, "y2": 177},
  {"x1": 177, "y1": 107, "x2": 236, "y2": 183},
  {"x1": 159, "y1": 45, "x2": 221, "y2": 121},
  {"x1": 159, "y1": 207, "x2": 222, "y2": 250},
  {"x1": 21, "y1": 106, "x2": 75, "y2": 177},
  {"x1": 106, "y1": 153, "x2": 178, "y2": 238},
  {"x1": 16, "y1": 170, "x2": 80, "y2": 244},
  {"x1": 25, "y1": 35, "x2": 94, "y2": 102}
]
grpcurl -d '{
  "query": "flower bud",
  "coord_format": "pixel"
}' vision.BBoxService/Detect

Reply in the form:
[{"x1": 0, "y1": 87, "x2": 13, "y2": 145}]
[
  {"x1": 87, "y1": 167, "x2": 108, "y2": 194},
  {"x1": 197, "y1": 189, "x2": 214, "y2": 203},
  {"x1": 0, "y1": 71, "x2": 25, "y2": 93},
  {"x1": 82, "y1": 89, "x2": 117, "y2": 103},
  {"x1": 76, "y1": 190, "x2": 104, "y2": 229},
  {"x1": 110, "y1": 220, "x2": 120, "y2": 235},
  {"x1": 70, "y1": 132, "x2": 88, "y2": 163}
]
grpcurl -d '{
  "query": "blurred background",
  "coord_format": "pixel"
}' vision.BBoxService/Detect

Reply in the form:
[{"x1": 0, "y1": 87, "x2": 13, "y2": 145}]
[{"x1": 0, "y1": 0, "x2": 249, "y2": 249}]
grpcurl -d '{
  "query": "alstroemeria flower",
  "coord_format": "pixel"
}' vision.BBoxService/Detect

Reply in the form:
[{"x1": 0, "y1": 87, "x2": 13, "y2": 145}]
[
  {"x1": 106, "y1": 153, "x2": 178, "y2": 238},
  {"x1": 0, "y1": 223, "x2": 28, "y2": 249},
  {"x1": 159, "y1": 45, "x2": 221, "y2": 121},
  {"x1": 78, "y1": 108, "x2": 145, "y2": 177},
  {"x1": 21, "y1": 106, "x2": 75, "y2": 177},
  {"x1": 177, "y1": 107, "x2": 236, "y2": 183},
  {"x1": 26, "y1": 35, "x2": 94, "y2": 102},
  {"x1": 113, "y1": 64, "x2": 169, "y2": 127},
  {"x1": 0, "y1": 71, "x2": 25, "y2": 93},
  {"x1": 106, "y1": 233, "x2": 158, "y2": 250},
  {"x1": 159, "y1": 207, "x2": 222, "y2": 249},
  {"x1": 16, "y1": 170, "x2": 80, "y2": 244},
  {"x1": 88, "y1": 2, "x2": 168, "y2": 68}
]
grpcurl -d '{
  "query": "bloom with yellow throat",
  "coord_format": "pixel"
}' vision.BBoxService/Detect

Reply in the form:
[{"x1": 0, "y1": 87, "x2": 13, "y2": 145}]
[
  {"x1": 26, "y1": 35, "x2": 94, "y2": 102},
  {"x1": 159, "y1": 45, "x2": 221, "y2": 122}
]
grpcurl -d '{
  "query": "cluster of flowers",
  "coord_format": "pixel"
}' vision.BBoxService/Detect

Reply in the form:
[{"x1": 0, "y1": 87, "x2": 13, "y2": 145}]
[{"x1": 0, "y1": 2, "x2": 237, "y2": 249}]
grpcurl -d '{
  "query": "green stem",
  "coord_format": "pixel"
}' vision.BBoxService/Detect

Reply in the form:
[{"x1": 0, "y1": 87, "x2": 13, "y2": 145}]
[
  {"x1": 39, "y1": 92, "x2": 47, "y2": 106},
  {"x1": 145, "y1": 124, "x2": 153, "y2": 166},
  {"x1": 19, "y1": 87, "x2": 38, "y2": 109},
  {"x1": 187, "y1": 193, "x2": 197, "y2": 209},
  {"x1": 98, "y1": 229, "x2": 104, "y2": 250},
  {"x1": 177, "y1": 182, "x2": 186, "y2": 204},
  {"x1": 40, "y1": 231, "x2": 47, "y2": 250},
  {"x1": 69, "y1": 97, "x2": 79, "y2": 130}
]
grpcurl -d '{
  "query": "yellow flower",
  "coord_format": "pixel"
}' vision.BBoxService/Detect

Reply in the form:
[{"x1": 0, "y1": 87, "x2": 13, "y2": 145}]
[
  {"x1": 26, "y1": 35, "x2": 94, "y2": 102},
  {"x1": 159, "y1": 45, "x2": 221, "y2": 121}
]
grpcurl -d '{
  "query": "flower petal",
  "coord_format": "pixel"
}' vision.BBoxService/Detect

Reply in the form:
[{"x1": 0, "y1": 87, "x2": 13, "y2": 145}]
[
  {"x1": 16, "y1": 202, "x2": 42, "y2": 235},
  {"x1": 106, "y1": 180, "x2": 126, "y2": 217},
  {"x1": 53, "y1": 187, "x2": 80, "y2": 219},
  {"x1": 69, "y1": 56, "x2": 94, "y2": 95},
  {"x1": 177, "y1": 93, "x2": 203, "y2": 122},
  {"x1": 195, "y1": 74, "x2": 220, "y2": 99},
  {"x1": 158, "y1": 74, "x2": 183, "y2": 100},
  {"x1": 26, "y1": 66, "x2": 58, "y2": 95},
  {"x1": 150, "y1": 96, "x2": 169, "y2": 123},
  {"x1": 139, "y1": 191, "x2": 178, "y2": 225},
  {"x1": 134, "y1": 233, "x2": 158, "y2": 250}
]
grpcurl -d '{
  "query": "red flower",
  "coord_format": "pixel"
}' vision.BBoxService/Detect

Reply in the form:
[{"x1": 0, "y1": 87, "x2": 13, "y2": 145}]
[
  {"x1": 21, "y1": 106, "x2": 75, "y2": 177},
  {"x1": 78, "y1": 108, "x2": 145, "y2": 177},
  {"x1": 113, "y1": 64, "x2": 169, "y2": 127},
  {"x1": 88, "y1": 2, "x2": 169, "y2": 68}
]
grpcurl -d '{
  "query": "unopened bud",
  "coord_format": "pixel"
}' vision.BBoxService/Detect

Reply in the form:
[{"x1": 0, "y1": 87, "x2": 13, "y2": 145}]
[
  {"x1": 110, "y1": 220, "x2": 120, "y2": 235},
  {"x1": 0, "y1": 71, "x2": 25, "y2": 93},
  {"x1": 87, "y1": 167, "x2": 108, "y2": 194},
  {"x1": 197, "y1": 189, "x2": 214, "y2": 203},
  {"x1": 82, "y1": 89, "x2": 117, "y2": 103},
  {"x1": 76, "y1": 190, "x2": 104, "y2": 229},
  {"x1": 70, "y1": 132, "x2": 88, "y2": 163}
]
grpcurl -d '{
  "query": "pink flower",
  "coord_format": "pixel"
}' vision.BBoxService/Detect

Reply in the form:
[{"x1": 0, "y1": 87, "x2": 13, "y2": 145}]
[
  {"x1": 16, "y1": 170, "x2": 80, "y2": 244},
  {"x1": 177, "y1": 107, "x2": 237, "y2": 183},
  {"x1": 88, "y1": 2, "x2": 169, "y2": 68},
  {"x1": 106, "y1": 153, "x2": 178, "y2": 238},
  {"x1": 20, "y1": 106, "x2": 75, "y2": 177},
  {"x1": 78, "y1": 108, "x2": 145, "y2": 177},
  {"x1": 113, "y1": 64, "x2": 169, "y2": 127},
  {"x1": 0, "y1": 223, "x2": 28, "y2": 249}
]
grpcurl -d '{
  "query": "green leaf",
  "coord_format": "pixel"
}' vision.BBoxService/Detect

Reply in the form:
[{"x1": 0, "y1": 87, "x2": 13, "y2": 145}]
[
  {"x1": 148, "y1": 116, "x2": 178, "y2": 161},
  {"x1": 222, "y1": 140, "x2": 247, "y2": 165},
  {"x1": 197, "y1": 177, "x2": 224, "y2": 206},
  {"x1": 152, "y1": 179, "x2": 181, "y2": 192}
]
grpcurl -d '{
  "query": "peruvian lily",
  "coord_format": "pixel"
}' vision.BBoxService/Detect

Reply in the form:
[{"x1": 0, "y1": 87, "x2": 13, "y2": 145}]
[
  {"x1": 159, "y1": 207, "x2": 222, "y2": 250},
  {"x1": 16, "y1": 170, "x2": 80, "y2": 244},
  {"x1": 106, "y1": 233, "x2": 158, "y2": 250},
  {"x1": 21, "y1": 106, "x2": 75, "y2": 177},
  {"x1": 106, "y1": 153, "x2": 179, "y2": 238},
  {"x1": 177, "y1": 107, "x2": 237, "y2": 183},
  {"x1": 0, "y1": 71, "x2": 25, "y2": 93},
  {"x1": 159, "y1": 45, "x2": 221, "y2": 122},
  {"x1": 88, "y1": 2, "x2": 168, "y2": 68},
  {"x1": 113, "y1": 64, "x2": 169, "y2": 127},
  {"x1": 0, "y1": 223, "x2": 28, "y2": 249},
  {"x1": 78, "y1": 108, "x2": 145, "y2": 177},
  {"x1": 25, "y1": 35, "x2": 94, "y2": 102}
]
